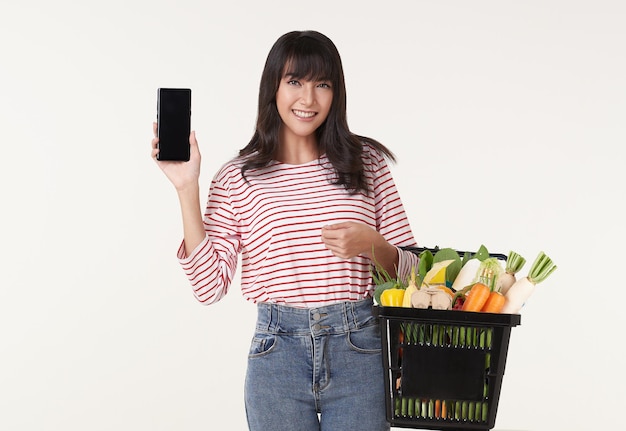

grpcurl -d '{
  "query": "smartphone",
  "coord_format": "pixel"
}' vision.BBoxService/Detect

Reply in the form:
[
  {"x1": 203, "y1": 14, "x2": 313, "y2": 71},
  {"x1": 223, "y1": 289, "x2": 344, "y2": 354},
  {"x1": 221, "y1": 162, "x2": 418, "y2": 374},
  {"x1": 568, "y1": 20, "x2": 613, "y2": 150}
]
[{"x1": 156, "y1": 88, "x2": 191, "y2": 161}]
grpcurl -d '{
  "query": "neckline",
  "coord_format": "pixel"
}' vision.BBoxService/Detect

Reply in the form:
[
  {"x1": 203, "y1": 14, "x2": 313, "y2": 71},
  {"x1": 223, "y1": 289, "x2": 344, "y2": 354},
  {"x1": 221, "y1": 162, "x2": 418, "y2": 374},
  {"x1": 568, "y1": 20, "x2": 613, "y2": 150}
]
[{"x1": 272, "y1": 153, "x2": 327, "y2": 167}]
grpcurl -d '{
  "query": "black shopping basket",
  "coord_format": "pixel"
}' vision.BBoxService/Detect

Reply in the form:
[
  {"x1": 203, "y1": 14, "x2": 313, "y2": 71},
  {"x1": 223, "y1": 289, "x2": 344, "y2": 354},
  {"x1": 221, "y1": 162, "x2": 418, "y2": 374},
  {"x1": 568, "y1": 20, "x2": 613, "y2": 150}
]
[{"x1": 374, "y1": 247, "x2": 521, "y2": 430}]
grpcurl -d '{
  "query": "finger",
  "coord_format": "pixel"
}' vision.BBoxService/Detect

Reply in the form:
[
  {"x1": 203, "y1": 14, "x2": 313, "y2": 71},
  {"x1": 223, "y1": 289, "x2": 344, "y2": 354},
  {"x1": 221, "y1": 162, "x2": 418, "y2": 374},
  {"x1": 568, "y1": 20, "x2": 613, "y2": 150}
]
[
  {"x1": 322, "y1": 231, "x2": 342, "y2": 246},
  {"x1": 323, "y1": 222, "x2": 349, "y2": 230},
  {"x1": 320, "y1": 228, "x2": 335, "y2": 241},
  {"x1": 322, "y1": 224, "x2": 347, "y2": 240},
  {"x1": 153, "y1": 121, "x2": 158, "y2": 137},
  {"x1": 189, "y1": 131, "x2": 201, "y2": 160},
  {"x1": 151, "y1": 135, "x2": 159, "y2": 159},
  {"x1": 322, "y1": 241, "x2": 338, "y2": 254}
]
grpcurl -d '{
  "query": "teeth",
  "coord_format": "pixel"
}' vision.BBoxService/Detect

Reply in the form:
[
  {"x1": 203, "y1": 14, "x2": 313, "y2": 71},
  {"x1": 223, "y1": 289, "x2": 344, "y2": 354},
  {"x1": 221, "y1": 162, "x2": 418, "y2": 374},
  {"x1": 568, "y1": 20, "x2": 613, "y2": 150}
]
[{"x1": 293, "y1": 110, "x2": 315, "y2": 118}]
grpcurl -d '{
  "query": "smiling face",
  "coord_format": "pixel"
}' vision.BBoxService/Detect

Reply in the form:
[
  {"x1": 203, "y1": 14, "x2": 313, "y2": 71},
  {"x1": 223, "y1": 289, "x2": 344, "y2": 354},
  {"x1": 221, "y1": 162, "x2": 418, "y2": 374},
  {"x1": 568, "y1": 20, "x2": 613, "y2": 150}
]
[
  {"x1": 275, "y1": 72, "x2": 333, "y2": 145},
  {"x1": 246, "y1": 31, "x2": 348, "y2": 163}
]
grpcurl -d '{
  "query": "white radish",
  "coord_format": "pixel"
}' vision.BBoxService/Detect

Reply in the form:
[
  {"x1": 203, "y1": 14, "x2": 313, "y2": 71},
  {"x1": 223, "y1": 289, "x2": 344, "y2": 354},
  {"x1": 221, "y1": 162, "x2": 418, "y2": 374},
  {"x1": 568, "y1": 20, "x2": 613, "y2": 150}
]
[
  {"x1": 501, "y1": 278, "x2": 535, "y2": 313},
  {"x1": 451, "y1": 258, "x2": 481, "y2": 292},
  {"x1": 501, "y1": 251, "x2": 556, "y2": 314},
  {"x1": 498, "y1": 272, "x2": 516, "y2": 295},
  {"x1": 497, "y1": 251, "x2": 527, "y2": 294}
]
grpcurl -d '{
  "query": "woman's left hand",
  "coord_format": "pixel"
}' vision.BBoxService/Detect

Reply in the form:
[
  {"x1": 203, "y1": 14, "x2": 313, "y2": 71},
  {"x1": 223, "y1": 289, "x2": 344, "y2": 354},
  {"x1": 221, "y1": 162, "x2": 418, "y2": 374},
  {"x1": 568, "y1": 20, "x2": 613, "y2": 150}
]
[
  {"x1": 321, "y1": 222, "x2": 381, "y2": 259},
  {"x1": 321, "y1": 221, "x2": 399, "y2": 276}
]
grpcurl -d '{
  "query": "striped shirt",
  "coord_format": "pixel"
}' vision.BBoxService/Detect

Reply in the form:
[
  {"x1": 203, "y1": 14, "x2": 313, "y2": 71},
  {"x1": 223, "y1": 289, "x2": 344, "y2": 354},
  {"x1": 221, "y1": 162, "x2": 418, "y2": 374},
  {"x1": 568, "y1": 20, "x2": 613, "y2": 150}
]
[{"x1": 177, "y1": 144, "x2": 419, "y2": 308}]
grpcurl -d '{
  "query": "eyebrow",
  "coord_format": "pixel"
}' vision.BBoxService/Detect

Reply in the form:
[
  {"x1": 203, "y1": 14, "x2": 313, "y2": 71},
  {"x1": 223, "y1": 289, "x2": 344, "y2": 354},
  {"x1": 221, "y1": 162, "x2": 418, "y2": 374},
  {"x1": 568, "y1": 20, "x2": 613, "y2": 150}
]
[{"x1": 283, "y1": 73, "x2": 331, "y2": 82}]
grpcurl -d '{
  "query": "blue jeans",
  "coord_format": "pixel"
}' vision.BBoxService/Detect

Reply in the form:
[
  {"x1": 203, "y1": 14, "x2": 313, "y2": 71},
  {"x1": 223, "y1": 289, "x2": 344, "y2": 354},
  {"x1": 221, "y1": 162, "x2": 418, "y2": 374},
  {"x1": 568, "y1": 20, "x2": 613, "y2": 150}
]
[{"x1": 244, "y1": 298, "x2": 390, "y2": 431}]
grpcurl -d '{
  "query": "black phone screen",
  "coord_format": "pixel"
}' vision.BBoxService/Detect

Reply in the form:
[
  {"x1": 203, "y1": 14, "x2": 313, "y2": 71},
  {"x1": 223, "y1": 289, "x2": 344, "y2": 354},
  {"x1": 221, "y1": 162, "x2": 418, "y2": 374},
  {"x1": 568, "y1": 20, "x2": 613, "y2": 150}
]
[{"x1": 156, "y1": 88, "x2": 191, "y2": 161}]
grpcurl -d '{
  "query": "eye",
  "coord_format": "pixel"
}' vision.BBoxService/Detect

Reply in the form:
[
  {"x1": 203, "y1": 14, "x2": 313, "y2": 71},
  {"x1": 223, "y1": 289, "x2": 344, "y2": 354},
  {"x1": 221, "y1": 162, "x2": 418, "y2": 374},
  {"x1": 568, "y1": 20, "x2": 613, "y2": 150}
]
[
  {"x1": 287, "y1": 79, "x2": 301, "y2": 86},
  {"x1": 317, "y1": 82, "x2": 331, "y2": 89}
]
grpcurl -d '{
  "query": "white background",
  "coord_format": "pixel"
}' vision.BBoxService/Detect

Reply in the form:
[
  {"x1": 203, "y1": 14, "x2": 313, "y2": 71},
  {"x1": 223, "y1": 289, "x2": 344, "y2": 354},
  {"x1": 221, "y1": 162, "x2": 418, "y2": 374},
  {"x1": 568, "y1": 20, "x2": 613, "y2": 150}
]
[{"x1": 1, "y1": 1, "x2": 624, "y2": 430}]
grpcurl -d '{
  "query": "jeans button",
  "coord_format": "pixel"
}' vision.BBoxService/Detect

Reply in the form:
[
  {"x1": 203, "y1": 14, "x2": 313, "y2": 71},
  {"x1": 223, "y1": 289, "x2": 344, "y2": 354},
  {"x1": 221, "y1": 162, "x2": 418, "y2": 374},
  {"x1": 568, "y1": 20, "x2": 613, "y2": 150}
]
[
  {"x1": 312, "y1": 312, "x2": 321, "y2": 321},
  {"x1": 313, "y1": 323, "x2": 321, "y2": 331}
]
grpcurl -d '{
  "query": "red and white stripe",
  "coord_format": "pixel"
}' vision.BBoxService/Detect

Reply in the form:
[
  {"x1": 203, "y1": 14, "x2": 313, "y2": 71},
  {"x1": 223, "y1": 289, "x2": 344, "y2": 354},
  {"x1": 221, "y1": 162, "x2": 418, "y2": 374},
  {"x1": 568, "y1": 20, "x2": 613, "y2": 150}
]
[{"x1": 178, "y1": 144, "x2": 418, "y2": 308}]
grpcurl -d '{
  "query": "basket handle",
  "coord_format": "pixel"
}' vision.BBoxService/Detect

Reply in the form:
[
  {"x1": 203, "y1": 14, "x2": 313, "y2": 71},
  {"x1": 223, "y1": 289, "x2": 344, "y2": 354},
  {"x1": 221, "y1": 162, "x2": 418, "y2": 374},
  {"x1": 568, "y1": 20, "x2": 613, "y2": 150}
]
[{"x1": 401, "y1": 246, "x2": 507, "y2": 261}]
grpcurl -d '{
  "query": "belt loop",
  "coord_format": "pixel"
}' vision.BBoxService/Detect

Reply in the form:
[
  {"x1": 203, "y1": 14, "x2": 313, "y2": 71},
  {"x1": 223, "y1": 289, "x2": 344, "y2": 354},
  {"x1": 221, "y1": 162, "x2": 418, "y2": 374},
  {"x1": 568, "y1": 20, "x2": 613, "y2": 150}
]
[
  {"x1": 349, "y1": 301, "x2": 358, "y2": 330},
  {"x1": 340, "y1": 302, "x2": 349, "y2": 332},
  {"x1": 270, "y1": 303, "x2": 279, "y2": 332}
]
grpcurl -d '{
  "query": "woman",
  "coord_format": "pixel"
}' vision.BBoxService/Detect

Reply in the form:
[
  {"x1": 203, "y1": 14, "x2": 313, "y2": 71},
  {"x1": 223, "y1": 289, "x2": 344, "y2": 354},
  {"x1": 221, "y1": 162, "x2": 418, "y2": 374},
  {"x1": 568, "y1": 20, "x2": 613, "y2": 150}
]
[{"x1": 152, "y1": 30, "x2": 419, "y2": 431}]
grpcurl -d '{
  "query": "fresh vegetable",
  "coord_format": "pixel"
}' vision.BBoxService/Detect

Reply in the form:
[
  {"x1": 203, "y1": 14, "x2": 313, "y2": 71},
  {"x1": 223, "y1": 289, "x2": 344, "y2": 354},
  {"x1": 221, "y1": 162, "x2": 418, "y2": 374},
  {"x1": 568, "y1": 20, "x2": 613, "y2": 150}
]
[
  {"x1": 422, "y1": 259, "x2": 456, "y2": 286},
  {"x1": 412, "y1": 286, "x2": 453, "y2": 310},
  {"x1": 410, "y1": 290, "x2": 431, "y2": 309},
  {"x1": 473, "y1": 244, "x2": 491, "y2": 262},
  {"x1": 380, "y1": 288, "x2": 406, "y2": 307},
  {"x1": 476, "y1": 258, "x2": 504, "y2": 291},
  {"x1": 371, "y1": 250, "x2": 405, "y2": 305},
  {"x1": 451, "y1": 258, "x2": 481, "y2": 292},
  {"x1": 431, "y1": 248, "x2": 462, "y2": 286},
  {"x1": 431, "y1": 286, "x2": 454, "y2": 309},
  {"x1": 373, "y1": 281, "x2": 395, "y2": 305},
  {"x1": 461, "y1": 282, "x2": 491, "y2": 312},
  {"x1": 451, "y1": 283, "x2": 473, "y2": 310},
  {"x1": 402, "y1": 267, "x2": 418, "y2": 308},
  {"x1": 501, "y1": 251, "x2": 557, "y2": 313},
  {"x1": 450, "y1": 245, "x2": 490, "y2": 292},
  {"x1": 497, "y1": 250, "x2": 526, "y2": 294},
  {"x1": 417, "y1": 249, "x2": 434, "y2": 282},
  {"x1": 452, "y1": 295, "x2": 465, "y2": 310},
  {"x1": 480, "y1": 291, "x2": 506, "y2": 313}
]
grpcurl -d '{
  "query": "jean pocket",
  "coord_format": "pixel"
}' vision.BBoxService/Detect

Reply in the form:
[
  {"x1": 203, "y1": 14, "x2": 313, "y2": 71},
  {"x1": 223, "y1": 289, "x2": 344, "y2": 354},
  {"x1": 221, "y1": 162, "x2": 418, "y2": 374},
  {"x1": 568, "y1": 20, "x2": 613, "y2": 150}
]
[
  {"x1": 347, "y1": 323, "x2": 382, "y2": 354},
  {"x1": 248, "y1": 333, "x2": 277, "y2": 358}
]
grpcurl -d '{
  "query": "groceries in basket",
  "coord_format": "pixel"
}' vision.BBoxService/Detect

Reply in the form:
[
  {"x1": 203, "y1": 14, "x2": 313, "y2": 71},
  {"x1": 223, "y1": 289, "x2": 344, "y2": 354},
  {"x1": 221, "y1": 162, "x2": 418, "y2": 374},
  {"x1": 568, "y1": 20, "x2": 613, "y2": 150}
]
[{"x1": 373, "y1": 245, "x2": 557, "y2": 314}]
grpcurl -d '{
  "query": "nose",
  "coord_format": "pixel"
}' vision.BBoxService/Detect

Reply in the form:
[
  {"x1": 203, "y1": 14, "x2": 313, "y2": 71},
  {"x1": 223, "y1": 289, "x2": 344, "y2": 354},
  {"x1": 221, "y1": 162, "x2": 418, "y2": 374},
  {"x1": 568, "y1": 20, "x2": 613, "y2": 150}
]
[{"x1": 300, "y1": 83, "x2": 315, "y2": 106}]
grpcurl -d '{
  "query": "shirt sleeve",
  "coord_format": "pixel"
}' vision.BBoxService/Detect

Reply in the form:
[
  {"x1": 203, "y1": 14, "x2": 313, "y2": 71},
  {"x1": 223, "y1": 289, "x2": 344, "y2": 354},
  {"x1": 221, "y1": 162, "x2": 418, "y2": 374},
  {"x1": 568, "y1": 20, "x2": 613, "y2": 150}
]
[
  {"x1": 177, "y1": 171, "x2": 242, "y2": 305},
  {"x1": 369, "y1": 147, "x2": 420, "y2": 281},
  {"x1": 396, "y1": 246, "x2": 420, "y2": 282}
]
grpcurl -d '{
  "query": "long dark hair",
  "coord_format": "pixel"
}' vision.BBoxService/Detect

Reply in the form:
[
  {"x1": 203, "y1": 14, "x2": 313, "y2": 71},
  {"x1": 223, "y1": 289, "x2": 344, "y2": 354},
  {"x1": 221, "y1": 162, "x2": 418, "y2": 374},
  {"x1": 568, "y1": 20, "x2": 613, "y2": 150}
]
[{"x1": 239, "y1": 30, "x2": 395, "y2": 194}]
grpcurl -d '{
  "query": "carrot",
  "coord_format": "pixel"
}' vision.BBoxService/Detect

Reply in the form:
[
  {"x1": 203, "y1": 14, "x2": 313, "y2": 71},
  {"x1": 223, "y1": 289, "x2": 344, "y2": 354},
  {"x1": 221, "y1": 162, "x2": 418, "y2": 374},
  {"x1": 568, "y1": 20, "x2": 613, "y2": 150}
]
[
  {"x1": 461, "y1": 283, "x2": 490, "y2": 312},
  {"x1": 480, "y1": 291, "x2": 505, "y2": 313}
]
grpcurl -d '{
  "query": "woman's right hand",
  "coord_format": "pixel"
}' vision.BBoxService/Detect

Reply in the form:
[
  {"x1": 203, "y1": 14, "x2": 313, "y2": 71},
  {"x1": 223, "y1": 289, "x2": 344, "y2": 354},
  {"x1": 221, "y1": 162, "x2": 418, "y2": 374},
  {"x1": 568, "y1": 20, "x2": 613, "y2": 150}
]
[{"x1": 151, "y1": 122, "x2": 202, "y2": 191}]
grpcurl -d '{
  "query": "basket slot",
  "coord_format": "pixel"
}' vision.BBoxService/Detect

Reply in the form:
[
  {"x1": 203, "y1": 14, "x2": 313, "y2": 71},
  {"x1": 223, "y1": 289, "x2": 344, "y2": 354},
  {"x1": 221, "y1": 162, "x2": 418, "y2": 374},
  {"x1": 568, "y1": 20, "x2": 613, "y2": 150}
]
[
  {"x1": 394, "y1": 397, "x2": 490, "y2": 424},
  {"x1": 402, "y1": 346, "x2": 487, "y2": 401}
]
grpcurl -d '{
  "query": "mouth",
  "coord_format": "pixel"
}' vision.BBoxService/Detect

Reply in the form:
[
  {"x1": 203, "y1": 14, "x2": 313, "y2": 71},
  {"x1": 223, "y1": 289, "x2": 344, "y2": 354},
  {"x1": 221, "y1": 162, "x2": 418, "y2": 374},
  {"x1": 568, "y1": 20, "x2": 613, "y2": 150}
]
[{"x1": 292, "y1": 109, "x2": 317, "y2": 119}]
